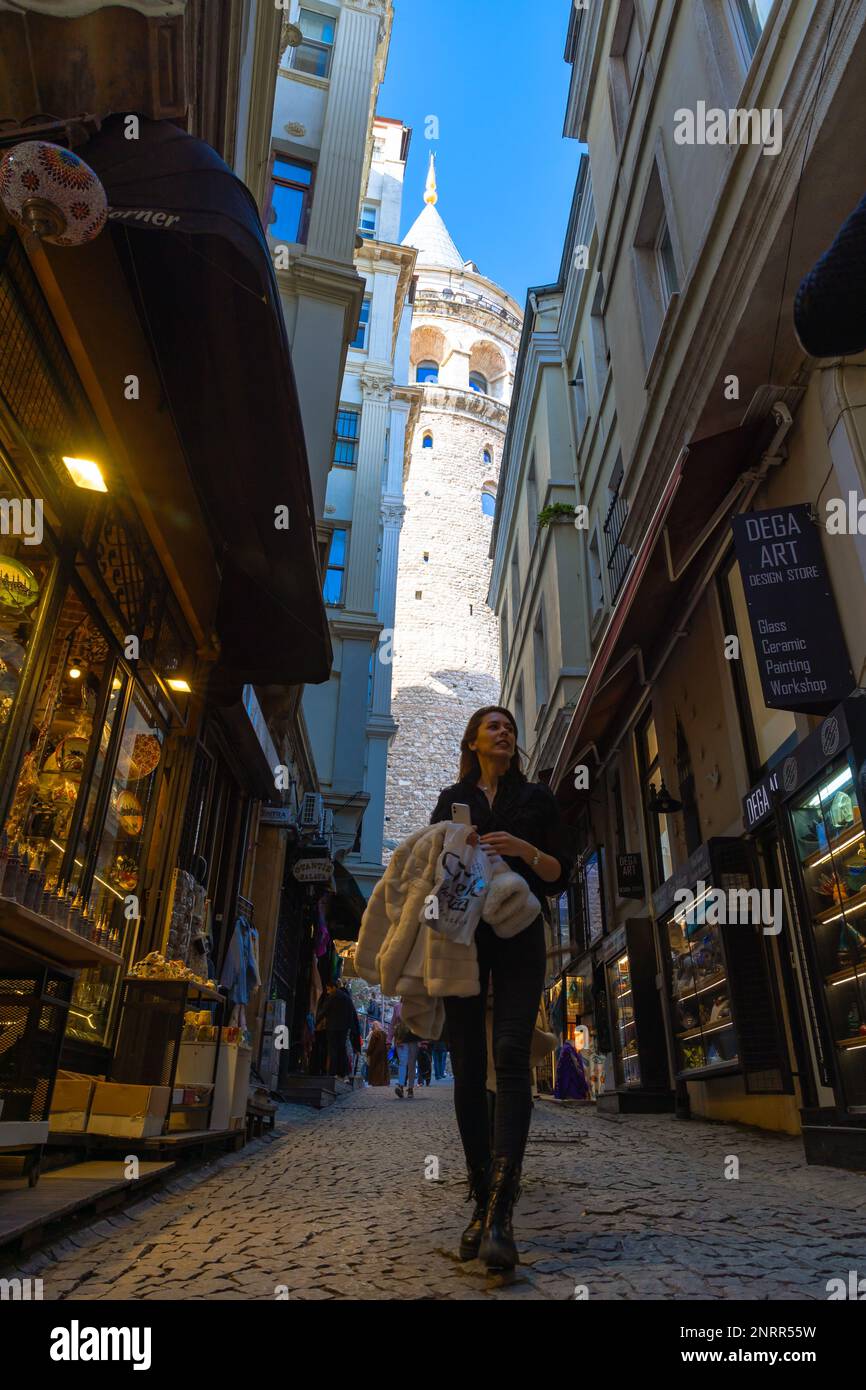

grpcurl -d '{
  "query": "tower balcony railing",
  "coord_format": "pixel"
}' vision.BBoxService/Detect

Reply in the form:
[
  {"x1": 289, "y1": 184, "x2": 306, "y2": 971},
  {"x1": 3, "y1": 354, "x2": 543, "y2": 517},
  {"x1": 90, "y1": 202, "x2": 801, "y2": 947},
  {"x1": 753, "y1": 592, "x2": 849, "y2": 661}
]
[{"x1": 415, "y1": 287, "x2": 521, "y2": 331}]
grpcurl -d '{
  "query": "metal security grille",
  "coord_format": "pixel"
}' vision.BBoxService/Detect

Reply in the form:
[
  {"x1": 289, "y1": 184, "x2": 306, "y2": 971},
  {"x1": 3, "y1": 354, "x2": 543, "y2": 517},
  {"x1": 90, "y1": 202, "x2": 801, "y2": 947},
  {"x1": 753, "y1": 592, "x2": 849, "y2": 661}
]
[
  {"x1": 0, "y1": 966, "x2": 73, "y2": 1122},
  {"x1": 603, "y1": 481, "x2": 633, "y2": 600},
  {"x1": 0, "y1": 228, "x2": 92, "y2": 458}
]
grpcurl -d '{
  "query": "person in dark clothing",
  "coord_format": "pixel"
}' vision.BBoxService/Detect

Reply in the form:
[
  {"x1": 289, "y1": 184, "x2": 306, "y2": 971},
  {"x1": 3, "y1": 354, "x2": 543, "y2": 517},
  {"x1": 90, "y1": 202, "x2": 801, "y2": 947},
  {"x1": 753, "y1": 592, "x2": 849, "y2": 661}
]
[
  {"x1": 319, "y1": 983, "x2": 360, "y2": 1079},
  {"x1": 429, "y1": 705, "x2": 573, "y2": 1272},
  {"x1": 416, "y1": 1044, "x2": 432, "y2": 1086}
]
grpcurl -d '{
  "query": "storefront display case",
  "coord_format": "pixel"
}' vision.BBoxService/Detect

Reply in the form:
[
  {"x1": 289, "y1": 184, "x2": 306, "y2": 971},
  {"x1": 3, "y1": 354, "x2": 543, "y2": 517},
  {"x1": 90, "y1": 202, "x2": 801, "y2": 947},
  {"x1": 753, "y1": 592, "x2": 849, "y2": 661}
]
[
  {"x1": 596, "y1": 919, "x2": 672, "y2": 1114},
  {"x1": 654, "y1": 838, "x2": 788, "y2": 1090},
  {"x1": 765, "y1": 696, "x2": 866, "y2": 1168}
]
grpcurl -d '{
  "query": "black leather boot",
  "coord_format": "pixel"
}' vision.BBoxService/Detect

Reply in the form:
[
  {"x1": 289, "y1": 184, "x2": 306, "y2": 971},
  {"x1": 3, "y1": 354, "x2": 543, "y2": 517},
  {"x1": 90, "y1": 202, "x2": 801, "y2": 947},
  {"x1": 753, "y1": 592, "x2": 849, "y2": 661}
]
[
  {"x1": 478, "y1": 1158, "x2": 521, "y2": 1271},
  {"x1": 458, "y1": 1163, "x2": 490, "y2": 1261}
]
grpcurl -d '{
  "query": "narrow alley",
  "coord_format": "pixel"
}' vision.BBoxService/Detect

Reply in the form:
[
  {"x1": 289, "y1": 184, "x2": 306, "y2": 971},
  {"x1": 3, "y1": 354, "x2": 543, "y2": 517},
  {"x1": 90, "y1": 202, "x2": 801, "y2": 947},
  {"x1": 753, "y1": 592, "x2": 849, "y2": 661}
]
[{"x1": 6, "y1": 1085, "x2": 865, "y2": 1302}]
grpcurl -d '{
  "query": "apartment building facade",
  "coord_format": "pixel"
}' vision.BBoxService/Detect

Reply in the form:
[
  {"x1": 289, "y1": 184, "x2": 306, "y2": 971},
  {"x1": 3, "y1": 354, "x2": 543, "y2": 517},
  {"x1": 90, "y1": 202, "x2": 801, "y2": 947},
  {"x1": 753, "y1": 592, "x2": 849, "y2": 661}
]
[
  {"x1": 302, "y1": 117, "x2": 419, "y2": 896},
  {"x1": 497, "y1": 0, "x2": 866, "y2": 1167}
]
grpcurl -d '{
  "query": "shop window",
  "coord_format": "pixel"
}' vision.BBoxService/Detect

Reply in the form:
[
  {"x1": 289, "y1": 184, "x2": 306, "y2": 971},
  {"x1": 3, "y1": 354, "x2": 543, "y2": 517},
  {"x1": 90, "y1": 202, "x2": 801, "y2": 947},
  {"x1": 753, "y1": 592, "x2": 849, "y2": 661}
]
[
  {"x1": 0, "y1": 459, "x2": 55, "y2": 764},
  {"x1": 722, "y1": 557, "x2": 797, "y2": 776},
  {"x1": 637, "y1": 710, "x2": 673, "y2": 888}
]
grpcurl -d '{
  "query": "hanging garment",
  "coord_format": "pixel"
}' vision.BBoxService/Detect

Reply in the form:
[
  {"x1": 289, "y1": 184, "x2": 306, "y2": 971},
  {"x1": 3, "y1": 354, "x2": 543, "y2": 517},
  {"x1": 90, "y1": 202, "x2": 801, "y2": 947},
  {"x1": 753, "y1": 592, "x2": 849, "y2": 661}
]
[
  {"x1": 554, "y1": 1040, "x2": 591, "y2": 1100},
  {"x1": 219, "y1": 915, "x2": 261, "y2": 1006}
]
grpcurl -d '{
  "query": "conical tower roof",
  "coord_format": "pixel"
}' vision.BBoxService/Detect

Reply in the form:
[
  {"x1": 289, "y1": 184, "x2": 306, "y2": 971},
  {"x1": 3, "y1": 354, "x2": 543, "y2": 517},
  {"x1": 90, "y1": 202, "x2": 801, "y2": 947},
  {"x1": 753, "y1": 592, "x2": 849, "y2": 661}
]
[{"x1": 401, "y1": 152, "x2": 465, "y2": 272}]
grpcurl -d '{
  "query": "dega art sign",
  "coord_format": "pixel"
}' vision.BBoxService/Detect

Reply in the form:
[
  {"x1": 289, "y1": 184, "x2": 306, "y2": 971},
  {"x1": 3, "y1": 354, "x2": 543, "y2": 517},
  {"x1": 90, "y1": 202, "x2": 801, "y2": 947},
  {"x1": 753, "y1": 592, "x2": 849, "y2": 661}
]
[{"x1": 731, "y1": 504, "x2": 855, "y2": 714}]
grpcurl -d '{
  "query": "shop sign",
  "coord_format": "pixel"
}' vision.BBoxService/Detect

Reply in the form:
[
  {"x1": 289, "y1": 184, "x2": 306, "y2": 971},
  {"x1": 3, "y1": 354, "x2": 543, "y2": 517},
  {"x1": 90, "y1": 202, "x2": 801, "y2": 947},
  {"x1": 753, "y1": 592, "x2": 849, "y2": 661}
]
[
  {"x1": 292, "y1": 857, "x2": 333, "y2": 883},
  {"x1": 731, "y1": 504, "x2": 855, "y2": 714},
  {"x1": 259, "y1": 805, "x2": 296, "y2": 827},
  {"x1": 616, "y1": 852, "x2": 645, "y2": 899},
  {"x1": 241, "y1": 684, "x2": 280, "y2": 779},
  {"x1": 743, "y1": 702, "x2": 861, "y2": 827},
  {"x1": 651, "y1": 840, "x2": 713, "y2": 919},
  {"x1": 742, "y1": 766, "x2": 781, "y2": 833}
]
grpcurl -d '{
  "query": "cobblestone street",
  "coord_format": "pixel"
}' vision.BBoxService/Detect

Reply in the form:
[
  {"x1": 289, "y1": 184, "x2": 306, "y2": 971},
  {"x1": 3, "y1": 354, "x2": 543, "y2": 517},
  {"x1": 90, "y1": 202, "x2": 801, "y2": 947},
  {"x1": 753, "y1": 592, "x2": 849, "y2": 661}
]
[{"x1": 5, "y1": 1081, "x2": 866, "y2": 1301}]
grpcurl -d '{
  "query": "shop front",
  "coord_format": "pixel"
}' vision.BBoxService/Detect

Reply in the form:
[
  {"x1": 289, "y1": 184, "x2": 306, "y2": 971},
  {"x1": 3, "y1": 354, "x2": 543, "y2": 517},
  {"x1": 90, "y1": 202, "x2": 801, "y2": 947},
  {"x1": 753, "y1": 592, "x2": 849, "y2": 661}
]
[
  {"x1": 745, "y1": 693, "x2": 866, "y2": 1169},
  {"x1": 595, "y1": 919, "x2": 671, "y2": 1115},
  {"x1": 652, "y1": 837, "x2": 791, "y2": 1128}
]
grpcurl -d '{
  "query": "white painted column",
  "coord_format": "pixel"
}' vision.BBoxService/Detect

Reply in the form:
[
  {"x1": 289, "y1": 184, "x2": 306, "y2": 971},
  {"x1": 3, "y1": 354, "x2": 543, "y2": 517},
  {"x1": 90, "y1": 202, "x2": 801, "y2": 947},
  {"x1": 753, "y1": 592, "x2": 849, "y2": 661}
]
[
  {"x1": 306, "y1": 3, "x2": 381, "y2": 265},
  {"x1": 344, "y1": 375, "x2": 390, "y2": 615},
  {"x1": 370, "y1": 498, "x2": 404, "y2": 715}
]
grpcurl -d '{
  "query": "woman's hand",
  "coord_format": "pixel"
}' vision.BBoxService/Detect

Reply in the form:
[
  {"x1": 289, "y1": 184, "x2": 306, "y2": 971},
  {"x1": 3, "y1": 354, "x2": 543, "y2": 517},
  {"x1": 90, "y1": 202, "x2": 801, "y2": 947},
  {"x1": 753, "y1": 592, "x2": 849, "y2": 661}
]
[{"x1": 478, "y1": 832, "x2": 532, "y2": 860}]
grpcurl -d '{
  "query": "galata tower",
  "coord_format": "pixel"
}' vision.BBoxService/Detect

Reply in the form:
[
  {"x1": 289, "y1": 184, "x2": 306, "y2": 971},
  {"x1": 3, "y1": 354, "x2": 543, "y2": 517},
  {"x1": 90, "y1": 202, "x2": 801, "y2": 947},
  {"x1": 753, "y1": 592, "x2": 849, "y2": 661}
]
[{"x1": 383, "y1": 155, "x2": 522, "y2": 843}]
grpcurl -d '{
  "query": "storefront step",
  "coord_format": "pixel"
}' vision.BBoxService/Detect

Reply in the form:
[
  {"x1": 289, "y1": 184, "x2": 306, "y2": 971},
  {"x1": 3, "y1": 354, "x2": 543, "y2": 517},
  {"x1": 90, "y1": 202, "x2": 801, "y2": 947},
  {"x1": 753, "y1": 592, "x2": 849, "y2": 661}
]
[
  {"x1": 596, "y1": 1089, "x2": 675, "y2": 1115},
  {"x1": 0, "y1": 1159, "x2": 174, "y2": 1257},
  {"x1": 276, "y1": 1076, "x2": 339, "y2": 1109}
]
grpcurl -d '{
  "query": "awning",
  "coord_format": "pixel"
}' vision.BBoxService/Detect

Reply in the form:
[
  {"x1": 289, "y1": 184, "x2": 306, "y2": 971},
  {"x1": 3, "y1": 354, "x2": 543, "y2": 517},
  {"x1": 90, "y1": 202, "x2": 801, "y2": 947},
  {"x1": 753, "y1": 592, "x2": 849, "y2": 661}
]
[
  {"x1": 324, "y1": 862, "x2": 368, "y2": 943},
  {"x1": 551, "y1": 422, "x2": 766, "y2": 806},
  {"x1": 80, "y1": 115, "x2": 331, "y2": 699}
]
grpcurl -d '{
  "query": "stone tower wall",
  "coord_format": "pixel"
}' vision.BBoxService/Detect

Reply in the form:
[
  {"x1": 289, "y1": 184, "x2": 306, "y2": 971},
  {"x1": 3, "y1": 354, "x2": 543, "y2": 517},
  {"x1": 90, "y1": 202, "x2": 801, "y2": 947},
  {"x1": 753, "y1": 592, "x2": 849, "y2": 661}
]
[{"x1": 384, "y1": 393, "x2": 507, "y2": 842}]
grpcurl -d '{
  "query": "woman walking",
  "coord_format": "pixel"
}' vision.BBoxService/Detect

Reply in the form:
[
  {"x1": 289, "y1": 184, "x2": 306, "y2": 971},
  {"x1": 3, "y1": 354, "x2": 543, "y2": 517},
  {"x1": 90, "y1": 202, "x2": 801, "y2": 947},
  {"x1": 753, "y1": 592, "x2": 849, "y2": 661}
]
[
  {"x1": 430, "y1": 706, "x2": 572, "y2": 1271},
  {"x1": 365, "y1": 1020, "x2": 390, "y2": 1086}
]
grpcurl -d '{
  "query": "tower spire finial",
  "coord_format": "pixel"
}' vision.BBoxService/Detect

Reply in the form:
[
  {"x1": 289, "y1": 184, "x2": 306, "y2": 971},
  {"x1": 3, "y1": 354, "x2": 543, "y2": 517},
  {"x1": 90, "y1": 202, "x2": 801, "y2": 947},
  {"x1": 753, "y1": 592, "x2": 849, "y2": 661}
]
[{"x1": 423, "y1": 151, "x2": 438, "y2": 206}]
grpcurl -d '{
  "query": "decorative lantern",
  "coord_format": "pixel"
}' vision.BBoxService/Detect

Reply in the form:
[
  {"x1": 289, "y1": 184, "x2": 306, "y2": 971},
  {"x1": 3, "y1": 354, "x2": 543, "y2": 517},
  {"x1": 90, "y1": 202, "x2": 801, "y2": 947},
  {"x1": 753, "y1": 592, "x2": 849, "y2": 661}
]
[{"x1": 0, "y1": 141, "x2": 107, "y2": 246}]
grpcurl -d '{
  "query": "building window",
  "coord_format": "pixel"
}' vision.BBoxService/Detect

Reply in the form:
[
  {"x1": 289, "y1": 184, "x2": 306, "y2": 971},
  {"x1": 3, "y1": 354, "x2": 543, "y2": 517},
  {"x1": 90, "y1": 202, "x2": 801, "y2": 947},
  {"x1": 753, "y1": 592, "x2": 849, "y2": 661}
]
[
  {"x1": 514, "y1": 677, "x2": 526, "y2": 751},
  {"x1": 290, "y1": 8, "x2": 336, "y2": 79},
  {"x1": 268, "y1": 155, "x2": 314, "y2": 244},
  {"x1": 590, "y1": 276, "x2": 609, "y2": 401},
  {"x1": 588, "y1": 524, "x2": 604, "y2": 616},
  {"x1": 323, "y1": 528, "x2": 347, "y2": 605},
  {"x1": 351, "y1": 297, "x2": 371, "y2": 351},
  {"x1": 415, "y1": 590, "x2": 422, "y2": 600},
  {"x1": 416, "y1": 360, "x2": 439, "y2": 384},
  {"x1": 533, "y1": 607, "x2": 549, "y2": 713},
  {"x1": 469, "y1": 372, "x2": 488, "y2": 394},
  {"x1": 731, "y1": 0, "x2": 774, "y2": 60},
  {"x1": 333, "y1": 407, "x2": 360, "y2": 467},
  {"x1": 511, "y1": 551, "x2": 520, "y2": 618},
  {"x1": 602, "y1": 455, "x2": 633, "y2": 600},
  {"x1": 527, "y1": 454, "x2": 538, "y2": 550},
  {"x1": 423, "y1": 551, "x2": 429, "y2": 562},
  {"x1": 572, "y1": 355, "x2": 588, "y2": 437},
  {"x1": 481, "y1": 483, "x2": 496, "y2": 517},
  {"x1": 501, "y1": 598, "x2": 509, "y2": 671},
  {"x1": 637, "y1": 711, "x2": 673, "y2": 889},
  {"x1": 358, "y1": 203, "x2": 378, "y2": 240},
  {"x1": 721, "y1": 557, "x2": 797, "y2": 775},
  {"x1": 634, "y1": 162, "x2": 680, "y2": 359},
  {"x1": 609, "y1": 0, "x2": 642, "y2": 145},
  {"x1": 676, "y1": 716, "x2": 702, "y2": 857},
  {"x1": 483, "y1": 447, "x2": 492, "y2": 465},
  {"x1": 422, "y1": 432, "x2": 433, "y2": 449}
]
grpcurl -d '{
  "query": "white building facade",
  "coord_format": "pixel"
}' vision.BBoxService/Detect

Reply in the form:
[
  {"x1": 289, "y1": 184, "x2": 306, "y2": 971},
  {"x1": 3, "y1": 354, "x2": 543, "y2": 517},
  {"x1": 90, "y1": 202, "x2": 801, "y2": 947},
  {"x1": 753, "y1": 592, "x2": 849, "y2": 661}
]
[
  {"x1": 303, "y1": 117, "x2": 420, "y2": 896},
  {"x1": 383, "y1": 160, "x2": 522, "y2": 843}
]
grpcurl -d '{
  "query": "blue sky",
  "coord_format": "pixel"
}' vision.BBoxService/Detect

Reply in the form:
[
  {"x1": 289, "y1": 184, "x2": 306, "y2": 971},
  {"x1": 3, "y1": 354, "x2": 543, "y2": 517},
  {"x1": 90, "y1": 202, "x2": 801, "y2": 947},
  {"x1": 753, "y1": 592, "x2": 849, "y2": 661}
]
[{"x1": 378, "y1": 0, "x2": 584, "y2": 306}]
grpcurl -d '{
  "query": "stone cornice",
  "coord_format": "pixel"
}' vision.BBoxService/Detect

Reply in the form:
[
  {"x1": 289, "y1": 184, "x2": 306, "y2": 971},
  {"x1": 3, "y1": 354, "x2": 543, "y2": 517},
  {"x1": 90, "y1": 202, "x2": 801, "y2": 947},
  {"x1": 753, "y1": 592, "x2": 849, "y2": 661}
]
[
  {"x1": 276, "y1": 253, "x2": 365, "y2": 347},
  {"x1": 411, "y1": 296, "x2": 522, "y2": 351},
  {"x1": 328, "y1": 613, "x2": 382, "y2": 643},
  {"x1": 415, "y1": 383, "x2": 509, "y2": 429}
]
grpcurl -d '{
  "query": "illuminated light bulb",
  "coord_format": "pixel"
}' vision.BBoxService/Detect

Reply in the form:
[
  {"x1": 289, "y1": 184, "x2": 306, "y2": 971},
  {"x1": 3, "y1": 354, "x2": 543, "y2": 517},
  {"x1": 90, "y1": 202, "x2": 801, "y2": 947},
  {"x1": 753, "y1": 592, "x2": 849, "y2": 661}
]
[
  {"x1": 166, "y1": 678, "x2": 191, "y2": 693},
  {"x1": 62, "y1": 456, "x2": 107, "y2": 492}
]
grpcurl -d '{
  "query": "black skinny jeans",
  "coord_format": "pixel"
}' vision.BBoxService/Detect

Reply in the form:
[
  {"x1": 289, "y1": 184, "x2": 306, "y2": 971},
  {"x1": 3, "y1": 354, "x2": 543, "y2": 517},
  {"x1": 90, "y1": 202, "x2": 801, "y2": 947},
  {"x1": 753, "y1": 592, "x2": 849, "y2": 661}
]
[{"x1": 443, "y1": 916, "x2": 546, "y2": 1169}]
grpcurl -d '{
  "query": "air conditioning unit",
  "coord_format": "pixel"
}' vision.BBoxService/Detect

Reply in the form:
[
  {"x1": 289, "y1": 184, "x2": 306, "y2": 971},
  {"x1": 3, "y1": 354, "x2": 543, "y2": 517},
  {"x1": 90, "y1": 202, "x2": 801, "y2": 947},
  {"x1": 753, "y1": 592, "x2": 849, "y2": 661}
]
[{"x1": 299, "y1": 792, "x2": 324, "y2": 830}]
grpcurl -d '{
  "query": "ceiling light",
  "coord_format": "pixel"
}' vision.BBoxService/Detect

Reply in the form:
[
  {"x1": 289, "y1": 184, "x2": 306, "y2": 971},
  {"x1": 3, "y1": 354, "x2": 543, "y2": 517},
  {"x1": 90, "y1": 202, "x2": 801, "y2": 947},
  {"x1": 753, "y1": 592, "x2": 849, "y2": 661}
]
[
  {"x1": 68, "y1": 664, "x2": 82, "y2": 679},
  {"x1": 62, "y1": 456, "x2": 107, "y2": 492},
  {"x1": 166, "y1": 677, "x2": 191, "y2": 693}
]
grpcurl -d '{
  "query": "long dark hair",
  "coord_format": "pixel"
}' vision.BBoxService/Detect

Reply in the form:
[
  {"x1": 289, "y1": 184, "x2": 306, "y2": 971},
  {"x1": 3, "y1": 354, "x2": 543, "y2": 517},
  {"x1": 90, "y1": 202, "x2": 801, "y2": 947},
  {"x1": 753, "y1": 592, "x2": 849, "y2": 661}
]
[{"x1": 458, "y1": 706, "x2": 525, "y2": 784}]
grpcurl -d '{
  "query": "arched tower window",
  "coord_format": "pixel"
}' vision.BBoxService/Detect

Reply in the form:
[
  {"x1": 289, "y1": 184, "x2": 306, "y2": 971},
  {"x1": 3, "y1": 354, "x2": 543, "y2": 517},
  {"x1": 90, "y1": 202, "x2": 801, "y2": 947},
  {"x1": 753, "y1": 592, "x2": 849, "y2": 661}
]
[
  {"x1": 416, "y1": 360, "x2": 439, "y2": 385},
  {"x1": 469, "y1": 372, "x2": 488, "y2": 394},
  {"x1": 482, "y1": 481, "x2": 496, "y2": 516},
  {"x1": 483, "y1": 447, "x2": 493, "y2": 465},
  {"x1": 422, "y1": 432, "x2": 433, "y2": 449}
]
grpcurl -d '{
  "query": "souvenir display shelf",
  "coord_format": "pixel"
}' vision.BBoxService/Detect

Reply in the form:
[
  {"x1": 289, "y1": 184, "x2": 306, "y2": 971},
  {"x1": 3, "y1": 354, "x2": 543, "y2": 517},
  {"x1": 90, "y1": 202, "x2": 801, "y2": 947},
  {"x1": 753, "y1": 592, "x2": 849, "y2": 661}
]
[
  {"x1": 667, "y1": 908, "x2": 738, "y2": 1077},
  {"x1": 608, "y1": 950, "x2": 640, "y2": 1086},
  {"x1": 789, "y1": 758, "x2": 866, "y2": 1107}
]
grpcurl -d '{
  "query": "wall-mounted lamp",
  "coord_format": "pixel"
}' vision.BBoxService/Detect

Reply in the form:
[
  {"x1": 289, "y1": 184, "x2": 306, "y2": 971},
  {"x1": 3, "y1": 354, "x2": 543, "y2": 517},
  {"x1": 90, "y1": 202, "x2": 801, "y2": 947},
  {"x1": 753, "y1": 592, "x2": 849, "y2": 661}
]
[{"x1": 649, "y1": 780, "x2": 683, "y2": 816}]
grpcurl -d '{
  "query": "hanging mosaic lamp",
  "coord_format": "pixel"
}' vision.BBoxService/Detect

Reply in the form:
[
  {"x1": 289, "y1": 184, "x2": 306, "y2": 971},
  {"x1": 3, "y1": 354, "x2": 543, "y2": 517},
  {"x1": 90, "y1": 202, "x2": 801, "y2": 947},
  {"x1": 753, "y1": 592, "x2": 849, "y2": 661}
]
[{"x1": 0, "y1": 141, "x2": 107, "y2": 246}]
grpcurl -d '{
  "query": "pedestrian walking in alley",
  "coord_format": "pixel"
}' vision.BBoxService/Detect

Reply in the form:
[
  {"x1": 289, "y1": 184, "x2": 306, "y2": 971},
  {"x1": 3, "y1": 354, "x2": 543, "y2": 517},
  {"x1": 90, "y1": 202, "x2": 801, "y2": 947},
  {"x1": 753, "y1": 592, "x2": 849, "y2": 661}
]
[
  {"x1": 393, "y1": 1013, "x2": 421, "y2": 1098},
  {"x1": 318, "y1": 982, "x2": 360, "y2": 1079},
  {"x1": 431, "y1": 1034, "x2": 449, "y2": 1081},
  {"x1": 429, "y1": 706, "x2": 573, "y2": 1272},
  {"x1": 417, "y1": 1043, "x2": 433, "y2": 1086},
  {"x1": 365, "y1": 1020, "x2": 390, "y2": 1086}
]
